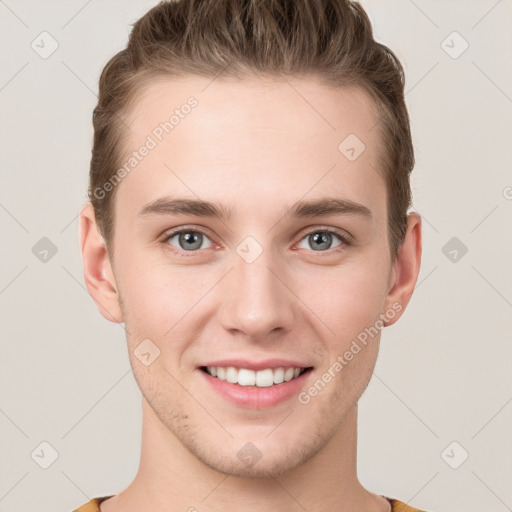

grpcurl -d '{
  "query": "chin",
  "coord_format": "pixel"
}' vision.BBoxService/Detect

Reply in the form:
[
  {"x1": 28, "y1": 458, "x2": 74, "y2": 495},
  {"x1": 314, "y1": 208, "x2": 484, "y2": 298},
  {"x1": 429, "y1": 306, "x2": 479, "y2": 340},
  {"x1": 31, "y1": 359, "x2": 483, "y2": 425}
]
[
  {"x1": 196, "y1": 448, "x2": 306, "y2": 479},
  {"x1": 187, "y1": 429, "x2": 326, "y2": 479}
]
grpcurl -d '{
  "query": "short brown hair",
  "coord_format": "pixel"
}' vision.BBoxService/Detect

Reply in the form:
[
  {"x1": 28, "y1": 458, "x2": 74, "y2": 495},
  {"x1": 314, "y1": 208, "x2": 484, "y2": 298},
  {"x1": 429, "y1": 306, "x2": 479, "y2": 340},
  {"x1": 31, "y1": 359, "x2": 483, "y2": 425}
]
[{"x1": 88, "y1": 0, "x2": 414, "y2": 260}]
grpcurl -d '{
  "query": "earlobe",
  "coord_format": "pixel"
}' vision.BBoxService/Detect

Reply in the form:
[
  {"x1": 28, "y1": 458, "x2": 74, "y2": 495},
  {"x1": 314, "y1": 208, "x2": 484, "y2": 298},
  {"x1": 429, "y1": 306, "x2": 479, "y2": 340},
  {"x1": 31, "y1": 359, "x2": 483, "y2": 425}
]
[
  {"x1": 383, "y1": 212, "x2": 422, "y2": 327},
  {"x1": 79, "y1": 202, "x2": 124, "y2": 324}
]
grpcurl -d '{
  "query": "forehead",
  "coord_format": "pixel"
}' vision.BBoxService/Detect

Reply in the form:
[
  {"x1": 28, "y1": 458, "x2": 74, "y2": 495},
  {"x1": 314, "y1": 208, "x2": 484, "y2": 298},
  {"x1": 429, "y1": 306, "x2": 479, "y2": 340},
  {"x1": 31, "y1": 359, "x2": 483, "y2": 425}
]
[
  {"x1": 125, "y1": 75, "x2": 378, "y2": 145},
  {"x1": 116, "y1": 75, "x2": 385, "y2": 227}
]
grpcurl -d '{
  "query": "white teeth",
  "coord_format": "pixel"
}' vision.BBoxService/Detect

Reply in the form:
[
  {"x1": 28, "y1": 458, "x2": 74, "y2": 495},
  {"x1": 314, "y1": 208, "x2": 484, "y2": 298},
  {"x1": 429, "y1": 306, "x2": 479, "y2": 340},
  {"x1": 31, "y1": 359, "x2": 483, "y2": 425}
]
[
  {"x1": 205, "y1": 366, "x2": 308, "y2": 387},
  {"x1": 284, "y1": 368, "x2": 294, "y2": 381},
  {"x1": 238, "y1": 368, "x2": 256, "y2": 386},
  {"x1": 225, "y1": 366, "x2": 238, "y2": 384},
  {"x1": 273, "y1": 367, "x2": 284, "y2": 384},
  {"x1": 256, "y1": 368, "x2": 274, "y2": 387}
]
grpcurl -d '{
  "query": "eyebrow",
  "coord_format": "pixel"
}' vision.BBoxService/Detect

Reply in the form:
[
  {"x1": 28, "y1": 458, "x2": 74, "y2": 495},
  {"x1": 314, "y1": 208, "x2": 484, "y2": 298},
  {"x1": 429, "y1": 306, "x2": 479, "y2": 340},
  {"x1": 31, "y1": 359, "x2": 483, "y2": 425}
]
[{"x1": 137, "y1": 196, "x2": 372, "y2": 221}]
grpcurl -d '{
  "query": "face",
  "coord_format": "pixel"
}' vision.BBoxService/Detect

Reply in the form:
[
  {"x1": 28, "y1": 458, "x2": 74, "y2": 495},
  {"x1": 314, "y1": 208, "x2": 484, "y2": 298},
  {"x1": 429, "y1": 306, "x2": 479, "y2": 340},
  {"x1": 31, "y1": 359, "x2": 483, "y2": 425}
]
[{"x1": 83, "y1": 75, "x2": 420, "y2": 478}]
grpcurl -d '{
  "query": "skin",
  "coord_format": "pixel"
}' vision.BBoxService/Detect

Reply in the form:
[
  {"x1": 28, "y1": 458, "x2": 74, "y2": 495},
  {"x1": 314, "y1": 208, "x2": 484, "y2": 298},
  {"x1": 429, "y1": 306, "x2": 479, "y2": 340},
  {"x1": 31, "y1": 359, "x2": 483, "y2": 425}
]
[{"x1": 80, "y1": 75, "x2": 421, "y2": 512}]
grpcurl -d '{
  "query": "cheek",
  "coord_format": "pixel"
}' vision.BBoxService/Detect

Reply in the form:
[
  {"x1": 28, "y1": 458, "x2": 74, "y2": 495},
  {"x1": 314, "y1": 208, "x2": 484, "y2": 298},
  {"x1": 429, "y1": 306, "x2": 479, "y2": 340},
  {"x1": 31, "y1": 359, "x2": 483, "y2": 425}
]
[
  {"x1": 117, "y1": 255, "x2": 204, "y2": 333},
  {"x1": 118, "y1": 258, "x2": 210, "y2": 378},
  {"x1": 299, "y1": 259, "x2": 388, "y2": 344}
]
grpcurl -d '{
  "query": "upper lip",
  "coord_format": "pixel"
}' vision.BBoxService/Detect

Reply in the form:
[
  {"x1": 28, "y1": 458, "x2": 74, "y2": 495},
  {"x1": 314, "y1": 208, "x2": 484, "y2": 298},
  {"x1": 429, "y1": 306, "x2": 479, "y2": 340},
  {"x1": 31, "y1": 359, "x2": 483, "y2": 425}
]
[{"x1": 199, "y1": 359, "x2": 313, "y2": 371}]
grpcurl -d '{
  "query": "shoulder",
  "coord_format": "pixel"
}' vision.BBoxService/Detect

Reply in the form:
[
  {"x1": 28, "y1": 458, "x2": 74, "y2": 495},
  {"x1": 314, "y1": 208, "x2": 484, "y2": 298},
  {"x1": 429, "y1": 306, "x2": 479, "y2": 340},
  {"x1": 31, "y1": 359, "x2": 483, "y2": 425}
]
[
  {"x1": 390, "y1": 498, "x2": 430, "y2": 512},
  {"x1": 72, "y1": 495, "x2": 114, "y2": 512}
]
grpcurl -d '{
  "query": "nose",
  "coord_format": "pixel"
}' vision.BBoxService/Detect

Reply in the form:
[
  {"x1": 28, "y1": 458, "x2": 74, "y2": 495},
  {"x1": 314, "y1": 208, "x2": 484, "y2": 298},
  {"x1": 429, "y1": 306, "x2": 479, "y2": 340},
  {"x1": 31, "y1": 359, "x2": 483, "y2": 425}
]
[{"x1": 217, "y1": 246, "x2": 296, "y2": 341}]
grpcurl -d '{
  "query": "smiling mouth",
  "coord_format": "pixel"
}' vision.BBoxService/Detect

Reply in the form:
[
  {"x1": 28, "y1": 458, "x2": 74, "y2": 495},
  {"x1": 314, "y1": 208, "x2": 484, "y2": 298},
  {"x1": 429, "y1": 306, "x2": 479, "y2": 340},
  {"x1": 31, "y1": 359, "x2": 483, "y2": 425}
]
[{"x1": 199, "y1": 365, "x2": 314, "y2": 388}]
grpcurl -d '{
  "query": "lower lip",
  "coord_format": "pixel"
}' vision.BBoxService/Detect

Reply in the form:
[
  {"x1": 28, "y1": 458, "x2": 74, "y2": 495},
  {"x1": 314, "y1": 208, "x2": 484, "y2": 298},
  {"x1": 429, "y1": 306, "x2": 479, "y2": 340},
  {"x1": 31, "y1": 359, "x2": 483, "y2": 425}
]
[{"x1": 197, "y1": 368, "x2": 313, "y2": 409}]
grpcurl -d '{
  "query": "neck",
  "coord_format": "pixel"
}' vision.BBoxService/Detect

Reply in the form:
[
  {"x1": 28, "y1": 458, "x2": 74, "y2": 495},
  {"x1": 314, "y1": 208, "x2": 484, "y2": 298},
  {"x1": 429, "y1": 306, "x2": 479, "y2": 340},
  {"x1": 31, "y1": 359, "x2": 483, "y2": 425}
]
[{"x1": 102, "y1": 399, "x2": 388, "y2": 512}]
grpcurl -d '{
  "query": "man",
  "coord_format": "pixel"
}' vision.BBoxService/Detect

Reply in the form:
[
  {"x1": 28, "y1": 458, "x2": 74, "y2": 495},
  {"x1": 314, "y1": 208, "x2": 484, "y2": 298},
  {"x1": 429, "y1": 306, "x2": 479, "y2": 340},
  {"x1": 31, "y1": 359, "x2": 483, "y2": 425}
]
[{"x1": 75, "y1": 0, "x2": 424, "y2": 510}]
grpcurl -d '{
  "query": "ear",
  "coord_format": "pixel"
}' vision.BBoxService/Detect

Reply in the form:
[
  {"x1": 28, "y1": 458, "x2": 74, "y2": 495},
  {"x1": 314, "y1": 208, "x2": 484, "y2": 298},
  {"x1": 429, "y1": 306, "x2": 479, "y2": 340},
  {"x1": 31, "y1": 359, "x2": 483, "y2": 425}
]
[
  {"x1": 383, "y1": 212, "x2": 422, "y2": 327},
  {"x1": 79, "y1": 202, "x2": 124, "y2": 324}
]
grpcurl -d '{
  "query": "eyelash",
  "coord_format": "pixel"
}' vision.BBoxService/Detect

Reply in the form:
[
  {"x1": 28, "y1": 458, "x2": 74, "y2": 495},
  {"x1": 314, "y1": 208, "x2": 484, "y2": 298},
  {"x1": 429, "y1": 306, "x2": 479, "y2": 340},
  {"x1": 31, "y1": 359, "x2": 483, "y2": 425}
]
[{"x1": 161, "y1": 225, "x2": 352, "y2": 258}]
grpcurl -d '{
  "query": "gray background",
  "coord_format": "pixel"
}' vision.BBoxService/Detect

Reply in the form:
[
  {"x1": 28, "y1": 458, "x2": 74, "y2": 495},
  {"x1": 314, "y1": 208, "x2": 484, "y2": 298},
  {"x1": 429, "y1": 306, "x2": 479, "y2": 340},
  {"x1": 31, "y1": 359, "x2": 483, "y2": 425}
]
[{"x1": 0, "y1": 1, "x2": 511, "y2": 511}]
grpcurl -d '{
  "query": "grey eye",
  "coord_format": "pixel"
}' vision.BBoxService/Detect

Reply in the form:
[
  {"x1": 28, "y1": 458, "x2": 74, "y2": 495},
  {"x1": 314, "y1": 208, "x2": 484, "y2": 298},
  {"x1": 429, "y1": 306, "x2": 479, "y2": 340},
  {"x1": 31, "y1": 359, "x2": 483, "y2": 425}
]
[
  {"x1": 297, "y1": 231, "x2": 343, "y2": 252},
  {"x1": 168, "y1": 231, "x2": 212, "y2": 251}
]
